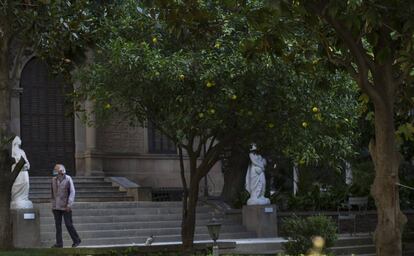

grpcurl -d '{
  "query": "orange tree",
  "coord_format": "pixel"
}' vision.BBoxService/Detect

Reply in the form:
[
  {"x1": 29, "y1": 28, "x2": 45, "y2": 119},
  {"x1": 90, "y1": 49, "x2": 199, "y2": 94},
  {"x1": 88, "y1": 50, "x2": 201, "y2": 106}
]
[{"x1": 75, "y1": 1, "x2": 360, "y2": 252}]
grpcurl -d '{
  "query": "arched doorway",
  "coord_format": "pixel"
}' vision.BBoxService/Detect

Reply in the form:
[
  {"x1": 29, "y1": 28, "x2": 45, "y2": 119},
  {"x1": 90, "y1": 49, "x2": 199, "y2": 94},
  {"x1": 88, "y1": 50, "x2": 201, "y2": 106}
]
[{"x1": 20, "y1": 58, "x2": 75, "y2": 176}]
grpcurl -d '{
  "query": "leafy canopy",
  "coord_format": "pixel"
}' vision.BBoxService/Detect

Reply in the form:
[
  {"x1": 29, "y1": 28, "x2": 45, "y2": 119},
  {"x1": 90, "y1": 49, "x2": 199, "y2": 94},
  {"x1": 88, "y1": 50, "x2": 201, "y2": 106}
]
[{"x1": 76, "y1": 0, "x2": 360, "y2": 165}]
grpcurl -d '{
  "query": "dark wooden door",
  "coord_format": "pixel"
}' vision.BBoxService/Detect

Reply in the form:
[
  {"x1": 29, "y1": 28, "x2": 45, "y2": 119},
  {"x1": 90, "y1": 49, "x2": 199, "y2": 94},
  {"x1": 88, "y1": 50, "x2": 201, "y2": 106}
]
[{"x1": 20, "y1": 58, "x2": 75, "y2": 176}]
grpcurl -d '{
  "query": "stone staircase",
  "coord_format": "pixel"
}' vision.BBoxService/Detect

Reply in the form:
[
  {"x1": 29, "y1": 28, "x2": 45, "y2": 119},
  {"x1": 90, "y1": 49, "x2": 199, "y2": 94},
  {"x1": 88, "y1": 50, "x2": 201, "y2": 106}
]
[
  {"x1": 29, "y1": 176, "x2": 134, "y2": 203},
  {"x1": 35, "y1": 201, "x2": 256, "y2": 247}
]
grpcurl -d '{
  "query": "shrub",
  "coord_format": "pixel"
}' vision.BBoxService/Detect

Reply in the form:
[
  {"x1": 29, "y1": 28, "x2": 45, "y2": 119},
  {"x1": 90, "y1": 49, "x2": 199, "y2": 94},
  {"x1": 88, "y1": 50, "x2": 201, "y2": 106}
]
[
  {"x1": 282, "y1": 215, "x2": 338, "y2": 256},
  {"x1": 233, "y1": 190, "x2": 250, "y2": 209}
]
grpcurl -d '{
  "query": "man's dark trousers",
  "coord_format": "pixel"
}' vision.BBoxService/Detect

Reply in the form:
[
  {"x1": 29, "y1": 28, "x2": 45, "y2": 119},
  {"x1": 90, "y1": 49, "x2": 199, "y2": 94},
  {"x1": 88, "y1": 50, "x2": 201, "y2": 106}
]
[{"x1": 53, "y1": 209, "x2": 81, "y2": 246}]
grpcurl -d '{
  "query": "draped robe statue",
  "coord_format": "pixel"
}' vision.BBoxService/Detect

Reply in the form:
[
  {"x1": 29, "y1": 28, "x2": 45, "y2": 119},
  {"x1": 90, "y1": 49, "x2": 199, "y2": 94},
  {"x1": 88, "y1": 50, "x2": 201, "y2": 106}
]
[
  {"x1": 245, "y1": 145, "x2": 270, "y2": 205},
  {"x1": 10, "y1": 136, "x2": 33, "y2": 209}
]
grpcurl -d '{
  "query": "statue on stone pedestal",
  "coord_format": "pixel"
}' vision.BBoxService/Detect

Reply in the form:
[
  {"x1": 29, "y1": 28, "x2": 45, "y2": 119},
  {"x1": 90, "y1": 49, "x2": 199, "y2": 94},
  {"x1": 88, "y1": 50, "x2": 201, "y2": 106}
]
[
  {"x1": 10, "y1": 136, "x2": 33, "y2": 209},
  {"x1": 245, "y1": 144, "x2": 270, "y2": 205}
]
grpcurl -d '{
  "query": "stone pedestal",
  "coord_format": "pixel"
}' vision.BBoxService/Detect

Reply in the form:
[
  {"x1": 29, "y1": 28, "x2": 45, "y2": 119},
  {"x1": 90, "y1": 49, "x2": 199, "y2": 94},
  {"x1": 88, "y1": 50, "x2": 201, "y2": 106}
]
[
  {"x1": 10, "y1": 208, "x2": 40, "y2": 248},
  {"x1": 242, "y1": 204, "x2": 278, "y2": 237}
]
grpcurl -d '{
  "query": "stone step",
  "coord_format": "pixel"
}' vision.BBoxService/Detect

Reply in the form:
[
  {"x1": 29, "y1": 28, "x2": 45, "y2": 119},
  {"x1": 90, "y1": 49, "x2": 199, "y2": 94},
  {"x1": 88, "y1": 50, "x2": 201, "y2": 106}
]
[
  {"x1": 332, "y1": 244, "x2": 376, "y2": 255},
  {"x1": 40, "y1": 219, "x2": 240, "y2": 232},
  {"x1": 37, "y1": 206, "x2": 212, "y2": 216},
  {"x1": 30, "y1": 188, "x2": 122, "y2": 194},
  {"x1": 40, "y1": 225, "x2": 247, "y2": 240},
  {"x1": 30, "y1": 176, "x2": 134, "y2": 203},
  {"x1": 39, "y1": 212, "x2": 218, "y2": 224},
  {"x1": 30, "y1": 176, "x2": 106, "y2": 182},
  {"x1": 30, "y1": 183, "x2": 114, "y2": 189},
  {"x1": 30, "y1": 191, "x2": 129, "y2": 197},
  {"x1": 334, "y1": 235, "x2": 373, "y2": 247},
  {"x1": 220, "y1": 238, "x2": 285, "y2": 255},
  {"x1": 40, "y1": 232, "x2": 257, "y2": 247},
  {"x1": 31, "y1": 196, "x2": 133, "y2": 203},
  {"x1": 36, "y1": 201, "x2": 185, "y2": 209}
]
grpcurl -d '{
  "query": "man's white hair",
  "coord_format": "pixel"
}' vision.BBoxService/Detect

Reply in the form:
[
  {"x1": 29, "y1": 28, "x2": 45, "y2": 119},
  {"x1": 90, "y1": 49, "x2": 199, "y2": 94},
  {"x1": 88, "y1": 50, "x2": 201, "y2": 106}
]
[{"x1": 57, "y1": 164, "x2": 66, "y2": 174}]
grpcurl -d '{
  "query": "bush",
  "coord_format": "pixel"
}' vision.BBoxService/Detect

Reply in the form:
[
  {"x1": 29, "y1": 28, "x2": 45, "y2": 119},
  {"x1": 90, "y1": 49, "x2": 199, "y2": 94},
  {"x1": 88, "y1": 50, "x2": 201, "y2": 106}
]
[
  {"x1": 233, "y1": 190, "x2": 250, "y2": 209},
  {"x1": 282, "y1": 215, "x2": 338, "y2": 256}
]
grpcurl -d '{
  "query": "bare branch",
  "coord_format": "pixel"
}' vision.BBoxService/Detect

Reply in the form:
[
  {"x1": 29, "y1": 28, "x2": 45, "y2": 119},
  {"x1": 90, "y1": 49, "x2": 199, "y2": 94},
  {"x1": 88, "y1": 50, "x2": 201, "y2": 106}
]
[
  {"x1": 207, "y1": 135, "x2": 216, "y2": 153},
  {"x1": 10, "y1": 157, "x2": 25, "y2": 184},
  {"x1": 197, "y1": 142, "x2": 223, "y2": 178}
]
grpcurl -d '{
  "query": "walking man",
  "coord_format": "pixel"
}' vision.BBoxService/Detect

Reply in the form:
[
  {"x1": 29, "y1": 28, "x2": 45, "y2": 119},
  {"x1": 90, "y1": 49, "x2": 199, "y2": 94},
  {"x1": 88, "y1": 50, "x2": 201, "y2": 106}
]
[{"x1": 51, "y1": 164, "x2": 81, "y2": 248}]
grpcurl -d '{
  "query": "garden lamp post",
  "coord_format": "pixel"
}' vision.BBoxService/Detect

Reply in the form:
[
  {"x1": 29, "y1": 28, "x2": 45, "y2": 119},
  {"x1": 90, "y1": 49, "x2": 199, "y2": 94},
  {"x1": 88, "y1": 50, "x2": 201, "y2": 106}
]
[{"x1": 206, "y1": 217, "x2": 221, "y2": 256}]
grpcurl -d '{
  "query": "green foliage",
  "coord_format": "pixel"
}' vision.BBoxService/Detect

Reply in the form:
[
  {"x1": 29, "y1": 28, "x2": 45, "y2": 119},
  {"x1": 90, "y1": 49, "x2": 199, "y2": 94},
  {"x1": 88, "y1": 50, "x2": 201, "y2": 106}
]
[
  {"x1": 284, "y1": 184, "x2": 348, "y2": 212},
  {"x1": 0, "y1": 0, "x2": 114, "y2": 77},
  {"x1": 290, "y1": 0, "x2": 414, "y2": 148},
  {"x1": 268, "y1": 160, "x2": 373, "y2": 211},
  {"x1": 75, "y1": 0, "x2": 360, "y2": 168},
  {"x1": 282, "y1": 215, "x2": 338, "y2": 256},
  {"x1": 348, "y1": 161, "x2": 374, "y2": 197},
  {"x1": 0, "y1": 130, "x2": 13, "y2": 151},
  {"x1": 399, "y1": 161, "x2": 414, "y2": 210},
  {"x1": 233, "y1": 190, "x2": 250, "y2": 209}
]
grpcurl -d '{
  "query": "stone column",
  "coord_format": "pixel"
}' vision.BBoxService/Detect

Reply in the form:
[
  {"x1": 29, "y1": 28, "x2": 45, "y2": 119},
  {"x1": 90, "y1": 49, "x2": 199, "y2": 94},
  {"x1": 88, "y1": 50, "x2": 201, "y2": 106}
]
[
  {"x1": 10, "y1": 87, "x2": 22, "y2": 136},
  {"x1": 84, "y1": 100, "x2": 104, "y2": 176}
]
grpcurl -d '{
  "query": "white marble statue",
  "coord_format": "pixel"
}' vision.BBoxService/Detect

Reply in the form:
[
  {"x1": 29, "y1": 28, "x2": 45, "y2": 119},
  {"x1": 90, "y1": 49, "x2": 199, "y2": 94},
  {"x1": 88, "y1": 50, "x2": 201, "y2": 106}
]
[
  {"x1": 245, "y1": 144, "x2": 270, "y2": 205},
  {"x1": 10, "y1": 136, "x2": 33, "y2": 209}
]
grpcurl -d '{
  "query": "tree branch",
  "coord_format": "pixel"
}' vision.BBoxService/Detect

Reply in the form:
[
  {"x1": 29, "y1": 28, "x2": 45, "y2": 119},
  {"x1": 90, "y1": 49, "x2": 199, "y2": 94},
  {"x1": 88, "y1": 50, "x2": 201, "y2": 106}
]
[
  {"x1": 207, "y1": 135, "x2": 216, "y2": 153},
  {"x1": 197, "y1": 139, "x2": 228, "y2": 179},
  {"x1": 305, "y1": 1, "x2": 382, "y2": 104},
  {"x1": 10, "y1": 157, "x2": 25, "y2": 184},
  {"x1": 320, "y1": 36, "x2": 359, "y2": 79},
  {"x1": 323, "y1": 16, "x2": 381, "y2": 103},
  {"x1": 10, "y1": 44, "x2": 24, "y2": 80},
  {"x1": 178, "y1": 145, "x2": 188, "y2": 191},
  {"x1": 194, "y1": 136, "x2": 203, "y2": 158}
]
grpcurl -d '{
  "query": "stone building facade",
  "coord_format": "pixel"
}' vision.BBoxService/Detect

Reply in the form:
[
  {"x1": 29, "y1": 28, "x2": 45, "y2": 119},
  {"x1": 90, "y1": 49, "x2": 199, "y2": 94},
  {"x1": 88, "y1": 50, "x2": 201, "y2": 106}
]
[{"x1": 10, "y1": 56, "x2": 223, "y2": 195}]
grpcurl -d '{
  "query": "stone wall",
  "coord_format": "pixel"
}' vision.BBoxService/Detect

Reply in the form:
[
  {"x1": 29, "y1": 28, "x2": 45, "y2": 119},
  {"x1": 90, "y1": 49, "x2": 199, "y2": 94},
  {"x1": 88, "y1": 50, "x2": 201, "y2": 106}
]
[
  {"x1": 101, "y1": 152, "x2": 224, "y2": 196},
  {"x1": 83, "y1": 117, "x2": 225, "y2": 195},
  {"x1": 97, "y1": 118, "x2": 146, "y2": 154}
]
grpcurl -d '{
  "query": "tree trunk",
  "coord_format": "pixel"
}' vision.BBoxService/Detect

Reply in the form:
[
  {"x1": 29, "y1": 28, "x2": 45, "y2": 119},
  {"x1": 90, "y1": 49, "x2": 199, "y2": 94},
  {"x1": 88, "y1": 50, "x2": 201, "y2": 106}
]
[
  {"x1": 0, "y1": 149, "x2": 15, "y2": 249},
  {"x1": 0, "y1": 142, "x2": 26, "y2": 249},
  {"x1": 221, "y1": 147, "x2": 249, "y2": 204},
  {"x1": 0, "y1": 39, "x2": 10, "y2": 132},
  {"x1": 0, "y1": 185, "x2": 12, "y2": 249},
  {"x1": 179, "y1": 143, "x2": 223, "y2": 254},
  {"x1": 371, "y1": 101, "x2": 407, "y2": 256},
  {"x1": 181, "y1": 172, "x2": 200, "y2": 254}
]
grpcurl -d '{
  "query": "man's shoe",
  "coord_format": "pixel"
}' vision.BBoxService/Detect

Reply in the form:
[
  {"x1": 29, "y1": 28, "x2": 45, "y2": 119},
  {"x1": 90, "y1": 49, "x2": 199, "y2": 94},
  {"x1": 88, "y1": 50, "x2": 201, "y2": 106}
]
[
  {"x1": 51, "y1": 244, "x2": 63, "y2": 248},
  {"x1": 72, "y1": 240, "x2": 81, "y2": 248}
]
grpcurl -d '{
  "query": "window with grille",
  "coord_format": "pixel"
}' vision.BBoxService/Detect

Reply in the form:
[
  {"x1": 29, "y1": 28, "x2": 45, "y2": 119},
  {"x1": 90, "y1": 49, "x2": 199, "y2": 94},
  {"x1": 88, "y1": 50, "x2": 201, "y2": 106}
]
[{"x1": 147, "y1": 122, "x2": 177, "y2": 154}]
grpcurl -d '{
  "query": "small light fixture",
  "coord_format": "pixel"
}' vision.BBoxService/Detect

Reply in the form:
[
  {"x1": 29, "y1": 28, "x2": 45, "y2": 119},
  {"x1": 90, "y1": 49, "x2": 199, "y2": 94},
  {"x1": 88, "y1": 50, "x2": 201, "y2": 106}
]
[{"x1": 206, "y1": 217, "x2": 222, "y2": 245}]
